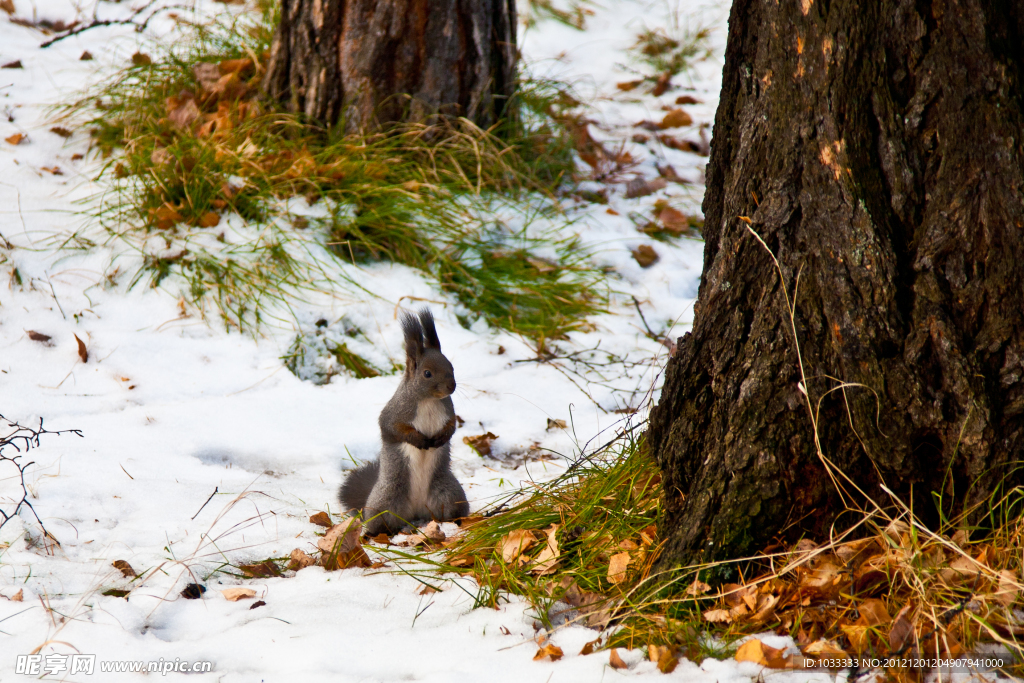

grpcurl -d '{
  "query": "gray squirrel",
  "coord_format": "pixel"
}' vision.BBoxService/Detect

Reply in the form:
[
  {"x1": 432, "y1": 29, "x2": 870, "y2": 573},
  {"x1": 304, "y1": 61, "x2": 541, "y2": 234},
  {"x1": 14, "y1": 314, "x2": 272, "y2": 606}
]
[{"x1": 339, "y1": 309, "x2": 469, "y2": 535}]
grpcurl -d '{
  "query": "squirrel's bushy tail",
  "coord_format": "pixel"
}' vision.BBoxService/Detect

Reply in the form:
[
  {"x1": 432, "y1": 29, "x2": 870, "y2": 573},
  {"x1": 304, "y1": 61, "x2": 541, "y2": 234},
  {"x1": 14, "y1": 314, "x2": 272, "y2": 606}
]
[{"x1": 339, "y1": 461, "x2": 379, "y2": 512}]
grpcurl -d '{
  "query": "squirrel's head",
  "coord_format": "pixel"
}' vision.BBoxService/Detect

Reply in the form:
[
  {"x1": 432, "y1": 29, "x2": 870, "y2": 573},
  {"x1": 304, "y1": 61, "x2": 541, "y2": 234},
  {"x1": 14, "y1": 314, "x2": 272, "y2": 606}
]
[{"x1": 401, "y1": 309, "x2": 456, "y2": 398}]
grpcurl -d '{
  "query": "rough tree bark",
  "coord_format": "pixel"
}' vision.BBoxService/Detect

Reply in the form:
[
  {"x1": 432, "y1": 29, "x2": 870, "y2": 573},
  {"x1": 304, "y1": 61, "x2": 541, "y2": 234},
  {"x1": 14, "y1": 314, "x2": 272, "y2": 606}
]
[
  {"x1": 262, "y1": 0, "x2": 517, "y2": 132},
  {"x1": 649, "y1": 0, "x2": 1024, "y2": 569}
]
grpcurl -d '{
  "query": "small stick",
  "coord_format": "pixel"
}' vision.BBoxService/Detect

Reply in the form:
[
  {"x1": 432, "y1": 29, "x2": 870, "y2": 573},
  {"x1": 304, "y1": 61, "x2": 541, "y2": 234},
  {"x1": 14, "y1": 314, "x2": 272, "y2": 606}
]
[{"x1": 191, "y1": 487, "x2": 218, "y2": 520}]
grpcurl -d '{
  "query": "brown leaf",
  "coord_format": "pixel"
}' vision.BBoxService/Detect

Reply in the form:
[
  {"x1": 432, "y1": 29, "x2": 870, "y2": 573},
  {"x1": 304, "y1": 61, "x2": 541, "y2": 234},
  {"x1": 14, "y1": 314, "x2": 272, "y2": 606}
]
[
  {"x1": 79, "y1": 51, "x2": 93, "y2": 61},
  {"x1": 198, "y1": 212, "x2": 220, "y2": 228},
  {"x1": 652, "y1": 71, "x2": 672, "y2": 97},
  {"x1": 624, "y1": 177, "x2": 667, "y2": 199},
  {"x1": 41, "y1": 166, "x2": 62, "y2": 175},
  {"x1": 239, "y1": 560, "x2": 282, "y2": 578},
  {"x1": 530, "y1": 524, "x2": 560, "y2": 575},
  {"x1": 26, "y1": 330, "x2": 51, "y2": 343},
  {"x1": 657, "y1": 205, "x2": 690, "y2": 234},
  {"x1": 416, "y1": 583, "x2": 439, "y2": 595},
  {"x1": 685, "y1": 578, "x2": 711, "y2": 596},
  {"x1": 735, "y1": 639, "x2": 768, "y2": 664},
  {"x1": 675, "y1": 95, "x2": 701, "y2": 105},
  {"x1": 497, "y1": 529, "x2": 536, "y2": 564},
  {"x1": 370, "y1": 532, "x2": 390, "y2": 545},
  {"x1": 994, "y1": 569, "x2": 1019, "y2": 606},
  {"x1": 0, "y1": 0, "x2": 14, "y2": 15},
  {"x1": 1, "y1": 60, "x2": 23, "y2": 69},
  {"x1": 856, "y1": 598, "x2": 891, "y2": 627},
  {"x1": 112, "y1": 560, "x2": 137, "y2": 578},
  {"x1": 841, "y1": 624, "x2": 870, "y2": 654},
  {"x1": 616, "y1": 80, "x2": 643, "y2": 91},
  {"x1": 660, "y1": 108, "x2": 693, "y2": 129},
  {"x1": 607, "y1": 551, "x2": 631, "y2": 584},
  {"x1": 631, "y1": 244, "x2": 659, "y2": 268},
  {"x1": 648, "y1": 644, "x2": 678, "y2": 673},
  {"x1": 546, "y1": 418, "x2": 567, "y2": 430},
  {"x1": 579, "y1": 638, "x2": 601, "y2": 655},
  {"x1": 250, "y1": 600, "x2": 266, "y2": 609},
  {"x1": 218, "y1": 58, "x2": 253, "y2": 75},
  {"x1": 287, "y1": 548, "x2": 316, "y2": 571},
  {"x1": 803, "y1": 639, "x2": 848, "y2": 659},
  {"x1": 396, "y1": 533, "x2": 426, "y2": 547},
  {"x1": 309, "y1": 511, "x2": 332, "y2": 527},
  {"x1": 49, "y1": 126, "x2": 73, "y2": 138},
  {"x1": 421, "y1": 520, "x2": 446, "y2": 542},
  {"x1": 5, "y1": 133, "x2": 25, "y2": 145},
  {"x1": 150, "y1": 203, "x2": 184, "y2": 230},
  {"x1": 221, "y1": 587, "x2": 257, "y2": 602},
  {"x1": 166, "y1": 94, "x2": 201, "y2": 130},
  {"x1": 11, "y1": 588, "x2": 23, "y2": 601},
  {"x1": 131, "y1": 52, "x2": 152, "y2": 66},
  {"x1": 74, "y1": 334, "x2": 88, "y2": 362},
  {"x1": 888, "y1": 605, "x2": 915, "y2": 653},
  {"x1": 318, "y1": 517, "x2": 362, "y2": 554},
  {"x1": 533, "y1": 643, "x2": 563, "y2": 661},
  {"x1": 609, "y1": 649, "x2": 628, "y2": 669},
  {"x1": 463, "y1": 432, "x2": 499, "y2": 456}
]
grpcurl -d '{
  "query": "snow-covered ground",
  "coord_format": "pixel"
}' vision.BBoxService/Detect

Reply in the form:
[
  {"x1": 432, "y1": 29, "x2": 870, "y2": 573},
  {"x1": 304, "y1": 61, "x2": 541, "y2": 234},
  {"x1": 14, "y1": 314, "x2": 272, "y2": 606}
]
[{"x1": 0, "y1": 1, "x2": 845, "y2": 681}]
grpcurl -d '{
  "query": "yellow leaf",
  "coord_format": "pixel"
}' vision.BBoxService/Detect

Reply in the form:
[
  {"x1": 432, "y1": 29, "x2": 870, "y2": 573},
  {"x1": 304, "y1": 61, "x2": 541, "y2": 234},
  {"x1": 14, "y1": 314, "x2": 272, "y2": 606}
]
[
  {"x1": 735, "y1": 639, "x2": 768, "y2": 664},
  {"x1": 533, "y1": 643, "x2": 563, "y2": 661},
  {"x1": 530, "y1": 524, "x2": 560, "y2": 575},
  {"x1": 703, "y1": 608, "x2": 732, "y2": 623},
  {"x1": 5, "y1": 133, "x2": 24, "y2": 145}
]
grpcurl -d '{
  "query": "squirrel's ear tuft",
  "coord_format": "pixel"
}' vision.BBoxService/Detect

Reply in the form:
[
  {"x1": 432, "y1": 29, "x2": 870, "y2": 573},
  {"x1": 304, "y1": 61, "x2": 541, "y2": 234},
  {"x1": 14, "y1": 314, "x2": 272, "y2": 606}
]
[
  {"x1": 401, "y1": 312, "x2": 424, "y2": 372},
  {"x1": 419, "y1": 309, "x2": 441, "y2": 351}
]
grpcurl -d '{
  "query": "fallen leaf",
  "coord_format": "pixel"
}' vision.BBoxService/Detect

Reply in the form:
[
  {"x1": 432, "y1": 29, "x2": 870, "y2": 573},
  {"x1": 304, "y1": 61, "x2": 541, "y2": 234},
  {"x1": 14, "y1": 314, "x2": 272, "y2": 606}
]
[
  {"x1": 11, "y1": 589, "x2": 24, "y2": 602},
  {"x1": 166, "y1": 94, "x2": 201, "y2": 130},
  {"x1": 150, "y1": 203, "x2": 184, "y2": 230},
  {"x1": 317, "y1": 516, "x2": 367, "y2": 569},
  {"x1": 287, "y1": 548, "x2": 316, "y2": 571},
  {"x1": 74, "y1": 334, "x2": 88, "y2": 362},
  {"x1": 131, "y1": 52, "x2": 152, "y2": 66},
  {"x1": 533, "y1": 643, "x2": 563, "y2": 661},
  {"x1": 686, "y1": 578, "x2": 711, "y2": 596},
  {"x1": 648, "y1": 644, "x2": 678, "y2": 673},
  {"x1": 607, "y1": 551, "x2": 631, "y2": 584},
  {"x1": 624, "y1": 177, "x2": 667, "y2": 198},
  {"x1": 579, "y1": 638, "x2": 601, "y2": 655},
  {"x1": 308, "y1": 511, "x2": 332, "y2": 527},
  {"x1": 660, "y1": 108, "x2": 693, "y2": 129},
  {"x1": 675, "y1": 95, "x2": 701, "y2": 105},
  {"x1": 803, "y1": 639, "x2": 848, "y2": 659},
  {"x1": 218, "y1": 57, "x2": 253, "y2": 75},
  {"x1": 841, "y1": 624, "x2": 869, "y2": 653},
  {"x1": 396, "y1": 533, "x2": 426, "y2": 547},
  {"x1": 26, "y1": 330, "x2": 51, "y2": 343},
  {"x1": 417, "y1": 583, "x2": 439, "y2": 595},
  {"x1": 421, "y1": 520, "x2": 446, "y2": 542},
  {"x1": 102, "y1": 588, "x2": 130, "y2": 598},
  {"x1": 616, "y1": 80, "x2": 643, "y2": 91},
  {"x1": 221, "y1": 587, "x2": 257, "y2": 602},
  {"x1": 888, "y1": 605, "x2": 914, "y2": 653},
  {"x1": 41, "y1": 166, "x2": 62, "y2": 175},
  {"x1": 631, "y1": 245, "x2": 659, "y2": 268},
  {"x1": 994, "y1": 569, "x2": 1019, "y2": 606},
  {"x1": 657, "y1": 205, "x2": 691, "y2": 234},
  {"x1": 250, "y1": 600, "x2": 266, "y2": 609},
  {"x1": 546, "y1": 418, "x2": 567, "y2": 430},
  {"x1": 0, "y1": 0, "x2": 14, "y2": 15},
  {"x1": 79, "y1": 51, "x2": 93, "y2": 61},
  {"x1": 370, "y1": 532, "x2": 390, "y2": 545},
  {"x1": 5, "y1": 133, "x2": 25, "y2": 145},
  {"x1": 150, "y1": 147, "x2": 173, "y2": 165},
  {"x1": 652, "y1": 71, "x2": 672, "y2": 96},
  {"x1": 497, "y1": 529, "x2": 537, "y2": 564},
  {"x1": 857, "y1": 598, "x2": 891, "y2": 627},
  {"x1": 736, "y1": 639, "x2": 769, "y2": 664},
  {"x1": 463, "y1": 432, "x2": 499, "y2": 456},
  {"x1": 112, "y1": 560, "x2": 136, "y2": 578},
  {"x1": 530, "y1": 524, "x2": 560, "y2": 575},
  {"x1": 49, "y1": 126, "x2": 72, "y2": 138},
  {"x1": 1, "y1": 60, "x2": 22, "y2": 69},
  {"x1": 71, "y1": 153, "x2": 83, "y2": 160},
  {"x1": 609, "y1": 649, "x2": 628, "y2": 669},
  {"x1": 198, "y1": 212, "x2": 220, "y2": 228},
  {"x1": 239, "y1": 561, "x2": 282, "y2": 578}
]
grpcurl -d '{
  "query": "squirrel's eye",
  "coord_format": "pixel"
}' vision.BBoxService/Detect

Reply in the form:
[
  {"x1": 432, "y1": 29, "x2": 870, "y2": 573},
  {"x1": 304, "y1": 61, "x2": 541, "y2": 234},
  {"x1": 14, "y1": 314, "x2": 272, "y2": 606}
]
[{"x1": 423, "y1": 370, "x2": 432, "y2": 378}]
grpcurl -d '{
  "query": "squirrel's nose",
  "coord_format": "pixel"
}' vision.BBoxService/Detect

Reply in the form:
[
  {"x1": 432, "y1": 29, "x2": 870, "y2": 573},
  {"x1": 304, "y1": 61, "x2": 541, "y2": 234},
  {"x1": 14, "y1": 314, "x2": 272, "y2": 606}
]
[{"x1": 447, "y1": 379, "x2": 456, "y2": 393}]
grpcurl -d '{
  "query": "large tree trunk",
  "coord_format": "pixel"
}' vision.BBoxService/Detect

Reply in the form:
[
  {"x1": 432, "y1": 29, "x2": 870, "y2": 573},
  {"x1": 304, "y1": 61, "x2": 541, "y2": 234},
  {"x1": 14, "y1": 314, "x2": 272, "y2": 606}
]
[
  {"x1": 650, "y1": 0, "x2": 1024, "y2": 569},
  {"x1": 262, "y1": 0, "x2": 517, "y2": 132}
]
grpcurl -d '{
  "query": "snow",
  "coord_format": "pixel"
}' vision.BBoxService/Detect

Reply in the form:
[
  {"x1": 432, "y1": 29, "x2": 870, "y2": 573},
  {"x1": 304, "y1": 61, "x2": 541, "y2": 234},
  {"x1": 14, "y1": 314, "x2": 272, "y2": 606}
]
[{"x1": 0, "y1": 1, "x2": 1005, "y2": 681}]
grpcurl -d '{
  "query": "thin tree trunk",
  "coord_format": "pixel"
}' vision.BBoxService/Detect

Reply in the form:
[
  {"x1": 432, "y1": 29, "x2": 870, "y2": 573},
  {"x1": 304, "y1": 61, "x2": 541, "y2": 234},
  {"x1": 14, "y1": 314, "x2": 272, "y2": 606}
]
[
  {"x1": 650, "y1": 0, "x2": 1024, "y2": 570},
  {"x1": 262, "y1": 0, "x2": 517, "y2": 132}
]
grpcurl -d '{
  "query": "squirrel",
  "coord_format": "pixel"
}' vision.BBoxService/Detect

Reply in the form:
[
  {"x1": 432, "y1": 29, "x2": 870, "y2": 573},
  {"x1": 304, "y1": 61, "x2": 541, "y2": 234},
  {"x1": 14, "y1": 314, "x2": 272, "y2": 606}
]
[{"x1": 339, "y1": 309, "x2": 469, "y2": 535}]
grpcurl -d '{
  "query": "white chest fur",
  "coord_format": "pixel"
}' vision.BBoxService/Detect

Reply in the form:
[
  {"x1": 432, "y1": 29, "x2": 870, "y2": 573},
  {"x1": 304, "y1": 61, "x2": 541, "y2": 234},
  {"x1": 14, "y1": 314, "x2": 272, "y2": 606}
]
[{"x1": 401, "y1": 400, "x2": 449, "y2": 514}]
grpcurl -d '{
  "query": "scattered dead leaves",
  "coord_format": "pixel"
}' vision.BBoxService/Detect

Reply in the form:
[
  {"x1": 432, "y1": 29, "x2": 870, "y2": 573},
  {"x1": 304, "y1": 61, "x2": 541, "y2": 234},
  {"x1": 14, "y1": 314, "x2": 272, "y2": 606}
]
[
  {"x1": 497, "y1": 529, "x2": 537, "y2": 564},
  {"x1": 318, "y1": 517, "x2": 372, "y2": 570},
  {"x1": 648, "y1": 643, "x2": 678, "y2": 673}
]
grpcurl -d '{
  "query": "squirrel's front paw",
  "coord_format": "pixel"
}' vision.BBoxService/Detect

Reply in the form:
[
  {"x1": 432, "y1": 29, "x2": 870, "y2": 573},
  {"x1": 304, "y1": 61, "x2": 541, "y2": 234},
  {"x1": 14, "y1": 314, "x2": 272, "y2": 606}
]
[{"x1": 422, "y1": 434, "x2": 449, "y2": 449}]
